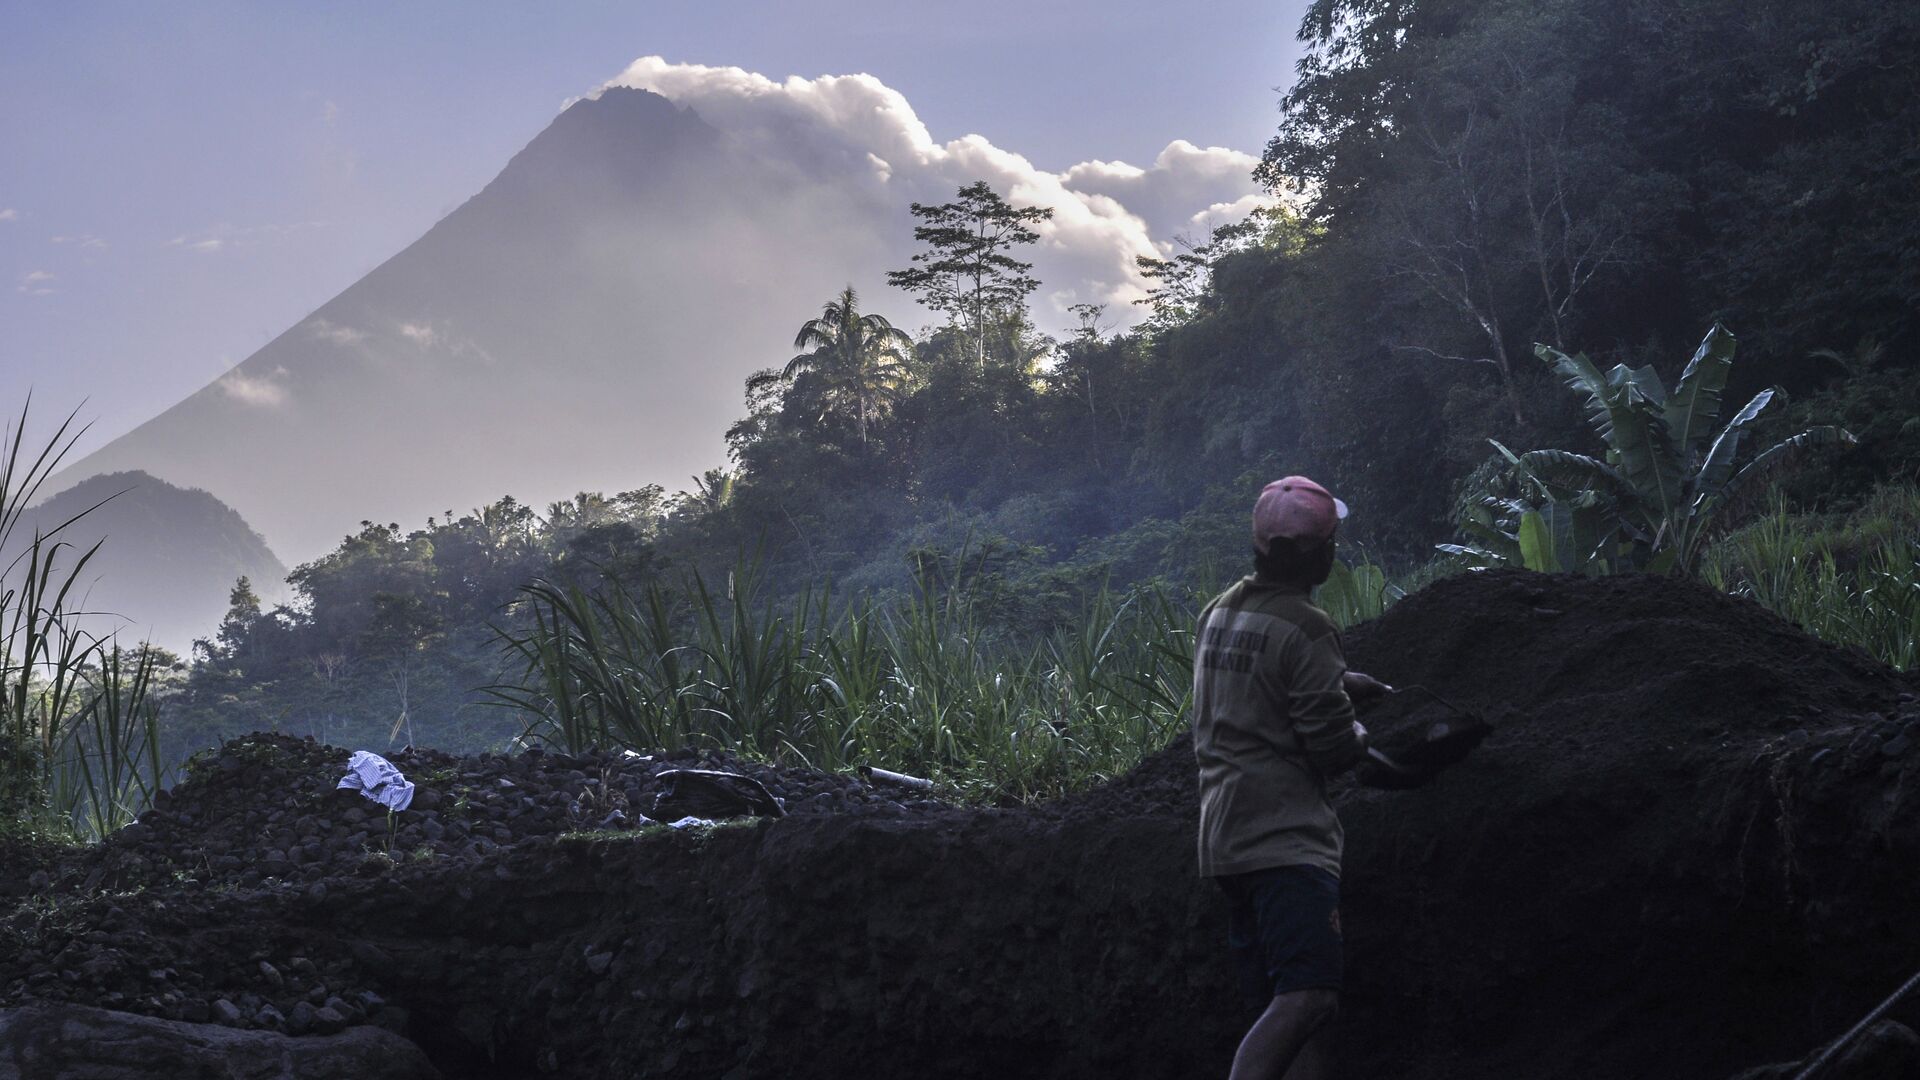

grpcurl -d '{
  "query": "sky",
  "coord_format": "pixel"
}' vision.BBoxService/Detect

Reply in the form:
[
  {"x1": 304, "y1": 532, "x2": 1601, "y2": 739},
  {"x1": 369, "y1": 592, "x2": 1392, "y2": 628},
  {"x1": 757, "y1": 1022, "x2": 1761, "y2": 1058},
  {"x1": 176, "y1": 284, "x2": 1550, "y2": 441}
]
[{"x1": 1, "y1": 1, "x2": 1314, "y2": 460}]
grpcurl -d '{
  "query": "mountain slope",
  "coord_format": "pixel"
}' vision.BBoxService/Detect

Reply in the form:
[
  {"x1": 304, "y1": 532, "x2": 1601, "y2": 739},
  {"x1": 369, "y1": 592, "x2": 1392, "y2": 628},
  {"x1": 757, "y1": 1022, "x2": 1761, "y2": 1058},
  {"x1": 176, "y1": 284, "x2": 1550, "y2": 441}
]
[{"x1": 55, "y1": 88, "x2": 898, "y2": 562}]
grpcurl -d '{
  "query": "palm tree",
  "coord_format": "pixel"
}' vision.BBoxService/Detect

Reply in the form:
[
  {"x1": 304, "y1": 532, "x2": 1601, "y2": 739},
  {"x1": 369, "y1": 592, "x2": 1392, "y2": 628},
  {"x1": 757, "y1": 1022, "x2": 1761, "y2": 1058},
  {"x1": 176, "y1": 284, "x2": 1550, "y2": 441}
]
[{"x1": 783, "y1": 286, "x2": 915, "y2": 444}]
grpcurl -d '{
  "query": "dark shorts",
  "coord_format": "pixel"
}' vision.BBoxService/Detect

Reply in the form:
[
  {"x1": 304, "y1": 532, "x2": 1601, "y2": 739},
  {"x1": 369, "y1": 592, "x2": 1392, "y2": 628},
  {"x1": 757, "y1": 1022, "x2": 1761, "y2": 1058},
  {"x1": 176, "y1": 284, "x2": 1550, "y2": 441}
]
[{"x1": 1217, "y1": 864, "x2": 1344, "y2": 1003}]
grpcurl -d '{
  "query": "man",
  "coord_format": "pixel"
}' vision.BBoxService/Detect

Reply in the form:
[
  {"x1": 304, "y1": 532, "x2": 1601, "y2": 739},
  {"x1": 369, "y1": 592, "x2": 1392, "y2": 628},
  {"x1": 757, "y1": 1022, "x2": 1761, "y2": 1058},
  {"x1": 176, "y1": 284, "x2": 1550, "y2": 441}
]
[{"x1": 1192, "y1": 476, "x2": 1409, "y2": 1080}]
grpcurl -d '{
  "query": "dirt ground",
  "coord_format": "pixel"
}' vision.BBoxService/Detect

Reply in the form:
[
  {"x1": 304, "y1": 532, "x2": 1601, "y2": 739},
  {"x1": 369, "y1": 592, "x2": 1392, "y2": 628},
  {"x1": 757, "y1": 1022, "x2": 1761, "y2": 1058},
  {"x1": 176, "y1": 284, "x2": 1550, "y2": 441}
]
[{"x1": 5, "y1": 570, "x2": 1918, "y2": 1079}]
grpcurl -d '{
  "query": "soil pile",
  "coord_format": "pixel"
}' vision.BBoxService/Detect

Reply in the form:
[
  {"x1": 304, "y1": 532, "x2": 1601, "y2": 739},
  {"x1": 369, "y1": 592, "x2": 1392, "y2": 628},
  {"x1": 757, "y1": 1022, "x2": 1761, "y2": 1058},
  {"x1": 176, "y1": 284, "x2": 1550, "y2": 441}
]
[
  {"x1": 4, "y1": 570, "x2": 1917, "y2": 1079},
  {"x1": 24, "y1": 739, "x2": 947, "y2": 897}
]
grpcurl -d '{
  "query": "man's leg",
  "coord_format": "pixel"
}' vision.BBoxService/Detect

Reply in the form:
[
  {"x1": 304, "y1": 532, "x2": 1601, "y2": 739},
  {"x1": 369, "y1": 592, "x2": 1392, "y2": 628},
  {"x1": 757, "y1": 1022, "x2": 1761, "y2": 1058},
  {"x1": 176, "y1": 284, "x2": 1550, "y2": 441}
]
[
  {"x1": 1228, "y1": 988, "x2": 1338, "y2": 1080},
  {"x1": 1281, "y1": 1015, "x2": 1335, "y2": 1080}
]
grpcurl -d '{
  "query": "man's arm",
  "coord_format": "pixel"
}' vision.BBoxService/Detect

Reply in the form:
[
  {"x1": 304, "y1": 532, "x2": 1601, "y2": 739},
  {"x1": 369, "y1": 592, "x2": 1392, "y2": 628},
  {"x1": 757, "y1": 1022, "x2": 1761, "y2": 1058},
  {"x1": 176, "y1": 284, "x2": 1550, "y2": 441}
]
[
  {"x1": 1343, "y1": 670, "x2": 1393, "y2": 701},
  {"x1": 1284, "y1": 626, "x2": 1367, "y2": 775}
]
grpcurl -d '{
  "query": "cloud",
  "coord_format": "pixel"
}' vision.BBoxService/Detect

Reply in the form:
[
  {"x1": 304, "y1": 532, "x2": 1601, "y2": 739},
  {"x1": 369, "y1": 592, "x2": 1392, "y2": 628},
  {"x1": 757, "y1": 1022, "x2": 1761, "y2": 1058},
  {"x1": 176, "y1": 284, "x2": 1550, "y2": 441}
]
[
  {"x1": 170, "y1": 233, "x2": 224, "y2": 253},
  {"x1": 215, "y1": 365, "x2": 291, "y2": 408},
  {"x1": 0, "y1": 208, "x2": 17, "y2": 222},
  {"x1": 397, "y1": 321, "x2": 439, "y2": 347},
  {"x1": 170, "y1": 221, "x2": 325, "y2": 255},
  {"x1": 308, "y1": 318, "x2": 366, "y2": 347},
  {"x1": 17, "y1": 269, "x2": 55, "y2": 295},
  {"x1": 51, "y1": 233, "x2": 108, "y2": 249},
  {"x1": 597, "y1": 58, "x2": 1274, "y2": 328}
]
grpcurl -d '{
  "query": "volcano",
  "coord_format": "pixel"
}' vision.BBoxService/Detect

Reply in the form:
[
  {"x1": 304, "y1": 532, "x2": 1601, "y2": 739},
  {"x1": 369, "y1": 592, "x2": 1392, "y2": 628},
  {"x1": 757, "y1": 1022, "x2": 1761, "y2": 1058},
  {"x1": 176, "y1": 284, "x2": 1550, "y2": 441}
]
[{"x1": 52, "y1": 88, "x2": 900, "y2": 563}]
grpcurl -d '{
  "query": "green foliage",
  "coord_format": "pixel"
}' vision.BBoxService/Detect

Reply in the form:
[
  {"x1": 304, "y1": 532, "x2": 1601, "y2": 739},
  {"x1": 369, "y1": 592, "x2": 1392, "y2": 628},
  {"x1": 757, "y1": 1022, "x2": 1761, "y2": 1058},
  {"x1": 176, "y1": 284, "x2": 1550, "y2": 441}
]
[
  {"x1": 1445, "y1": 326, "x2": 1855, "y2": 574},
  {"x1": 1701, "y1": 486, "x2": 1920, "y2": 670},
  {"x1": 2, "y1": 402, "x2": 173, "y2": 840},
  {"x1": 3, "y1": 403, "x2": 104, "y2": 817},
  {"x1": 1316, "y1": 557, "x2": 1406, "y2": 628},
  {"x1": 492, "y1": 564, "x2": 1195, "y2": 802}
]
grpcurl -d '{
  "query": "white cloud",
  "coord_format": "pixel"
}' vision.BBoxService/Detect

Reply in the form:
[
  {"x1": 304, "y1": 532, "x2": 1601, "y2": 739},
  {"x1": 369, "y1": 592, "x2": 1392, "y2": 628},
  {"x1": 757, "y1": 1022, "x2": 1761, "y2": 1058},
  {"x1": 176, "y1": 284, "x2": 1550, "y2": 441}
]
[
  {"x1": 17, "y1": 269, "x2": 55, "y2": 295},
  {"x1": 597, "y1": 58, "x2": 1274, "y2": 328},
  {"x1": 397, "y1": 321, "x2": 439, "y2": 347},
  {"x1": 215, "y1": 365, "x2": 290, "y2": 408},
  {"x1": 170, "y1": 233, "x2": 224, "y2": 253},
  {"x1": 308, "y1": 318, "x2": 366, "y2": 347},
  {"x1": 170, "y1": 221, "x2": 325, "y2": 255},
  {"x1": 0, "y1": 208, "x2": 18, "y2": 222},
  {"x1": 51, "y1": 233, "x2": 108, "y2": 249}
]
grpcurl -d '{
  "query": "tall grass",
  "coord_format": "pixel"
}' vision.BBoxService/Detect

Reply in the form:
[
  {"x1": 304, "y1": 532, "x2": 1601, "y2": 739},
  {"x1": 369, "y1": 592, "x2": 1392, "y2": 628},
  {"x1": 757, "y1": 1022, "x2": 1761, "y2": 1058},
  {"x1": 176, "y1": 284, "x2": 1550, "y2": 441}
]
[
  {"x1": 1701, "y1": 486, "x2": 1920, "y2": 671},
  {"x1": 492, "y1": 554, "x2": 1414, "y2": 801},
  {"x1": 493, "y1": 568, "x2": 1195, "y2": 800},
  {"x1": 1, "y1": 401, "x2": 169, "y2": 840}
]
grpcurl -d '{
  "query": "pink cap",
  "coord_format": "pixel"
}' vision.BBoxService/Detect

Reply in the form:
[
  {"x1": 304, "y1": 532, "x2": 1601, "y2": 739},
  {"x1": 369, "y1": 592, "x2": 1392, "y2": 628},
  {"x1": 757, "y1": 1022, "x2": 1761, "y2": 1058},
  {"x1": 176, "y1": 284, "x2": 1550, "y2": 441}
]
[{"x1": 1253, "y1": 476, "x2": 1349, "y2": 552}]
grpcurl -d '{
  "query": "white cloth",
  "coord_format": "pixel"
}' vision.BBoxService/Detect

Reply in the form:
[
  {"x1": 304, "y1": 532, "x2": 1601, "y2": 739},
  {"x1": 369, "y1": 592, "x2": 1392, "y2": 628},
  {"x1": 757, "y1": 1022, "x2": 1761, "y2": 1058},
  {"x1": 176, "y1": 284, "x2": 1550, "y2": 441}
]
[{"x1": 337, "y1": 750, "x2": 416, "y2": 812}]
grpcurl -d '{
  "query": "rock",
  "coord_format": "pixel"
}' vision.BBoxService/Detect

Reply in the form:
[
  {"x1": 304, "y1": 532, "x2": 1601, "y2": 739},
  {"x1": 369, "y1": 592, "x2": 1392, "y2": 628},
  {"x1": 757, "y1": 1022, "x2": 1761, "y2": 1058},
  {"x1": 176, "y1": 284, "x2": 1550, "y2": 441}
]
[
  {"x1": 0, "y1": 1001, "x2": 440, "y2": 1079},
  {"x1": 211, "y1": 998, "x2": 242, "y2": 1026},
  {"x1": 311, "y1": 1006, "x2": 347, "y2": 1035}
]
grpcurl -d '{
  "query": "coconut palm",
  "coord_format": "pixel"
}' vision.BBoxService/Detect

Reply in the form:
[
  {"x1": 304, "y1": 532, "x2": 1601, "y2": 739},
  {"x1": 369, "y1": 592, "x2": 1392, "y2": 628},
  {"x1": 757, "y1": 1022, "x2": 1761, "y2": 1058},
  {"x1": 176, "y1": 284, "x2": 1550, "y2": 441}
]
[{"x1": 783, "y1": 286, "x2": 915, "y2": 444}]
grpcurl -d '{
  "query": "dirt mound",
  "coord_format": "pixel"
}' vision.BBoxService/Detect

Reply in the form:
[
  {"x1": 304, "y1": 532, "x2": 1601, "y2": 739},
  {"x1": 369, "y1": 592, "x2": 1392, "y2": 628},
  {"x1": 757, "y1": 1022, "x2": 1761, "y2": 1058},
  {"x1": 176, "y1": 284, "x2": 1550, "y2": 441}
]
[
  {"x1": 1346, "y1": 567, "x2": 1895, "y2": 739},
  {"x1": 4, "y1": 571, "x2": 1918, "y2": 1079},
  {"x1": 43, "y1": 736, "x2": 947, "y2": 897},
  {"x1": 1330, "y1": 572, "x2": 1918, "y2": 1078}
]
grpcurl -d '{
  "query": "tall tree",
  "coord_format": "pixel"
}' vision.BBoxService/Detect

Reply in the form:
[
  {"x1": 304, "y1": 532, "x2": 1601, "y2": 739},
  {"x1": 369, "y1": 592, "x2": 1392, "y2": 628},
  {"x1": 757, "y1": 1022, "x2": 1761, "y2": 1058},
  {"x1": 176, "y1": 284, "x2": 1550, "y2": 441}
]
[
  {"x1": 781, "y1": 286, "x2": 916, "y2": 444},
  {"x1": 887, "y1": 181, "x2": 1053, "y2": 369}
]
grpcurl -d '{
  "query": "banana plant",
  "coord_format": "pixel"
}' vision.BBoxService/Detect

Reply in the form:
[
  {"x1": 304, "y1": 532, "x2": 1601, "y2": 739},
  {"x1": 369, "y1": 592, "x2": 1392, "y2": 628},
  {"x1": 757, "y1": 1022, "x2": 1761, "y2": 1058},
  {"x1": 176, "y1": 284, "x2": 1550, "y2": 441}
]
[
  {"x1": 1444, "y1": 325, "x2": 1855, "y2": 574},
  {"x1": 1316, "y1": 558, "x2": 1406, "y2": 627},
  {"x1": 1436, "y1": 489, "x2": 1615, "y2": 575}
]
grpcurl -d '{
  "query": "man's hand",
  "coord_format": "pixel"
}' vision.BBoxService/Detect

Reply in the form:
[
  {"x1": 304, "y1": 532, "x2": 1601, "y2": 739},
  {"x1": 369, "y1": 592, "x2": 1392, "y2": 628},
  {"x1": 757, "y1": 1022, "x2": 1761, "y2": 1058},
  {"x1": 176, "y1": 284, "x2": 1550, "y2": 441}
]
[{"x1": 1343, "y1": 671, "x2": 1393, "y2": 702}]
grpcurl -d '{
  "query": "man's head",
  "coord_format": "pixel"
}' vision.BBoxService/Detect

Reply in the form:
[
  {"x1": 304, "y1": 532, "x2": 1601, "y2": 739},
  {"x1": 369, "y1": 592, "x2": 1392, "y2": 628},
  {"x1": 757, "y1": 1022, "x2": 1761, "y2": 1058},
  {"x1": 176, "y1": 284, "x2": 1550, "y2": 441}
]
[{"x1": 1252, "y1": 476, "x2": 1348, "y2": 585}]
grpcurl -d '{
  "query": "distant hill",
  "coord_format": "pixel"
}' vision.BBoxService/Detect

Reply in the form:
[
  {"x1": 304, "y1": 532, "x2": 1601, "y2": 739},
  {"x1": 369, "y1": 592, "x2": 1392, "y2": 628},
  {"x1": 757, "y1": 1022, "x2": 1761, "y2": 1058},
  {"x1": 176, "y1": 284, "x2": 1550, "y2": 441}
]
[{"x1": 12, "y1": 471, "x2": 284, "y2": 655}]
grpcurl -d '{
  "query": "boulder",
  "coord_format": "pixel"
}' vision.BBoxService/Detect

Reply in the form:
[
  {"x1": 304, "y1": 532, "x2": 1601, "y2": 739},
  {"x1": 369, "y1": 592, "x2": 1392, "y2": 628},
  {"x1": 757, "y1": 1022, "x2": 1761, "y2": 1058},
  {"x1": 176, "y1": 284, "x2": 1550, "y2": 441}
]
[{"x1": 0, "y1": 1001, "x2": 440, "y2": 1080}]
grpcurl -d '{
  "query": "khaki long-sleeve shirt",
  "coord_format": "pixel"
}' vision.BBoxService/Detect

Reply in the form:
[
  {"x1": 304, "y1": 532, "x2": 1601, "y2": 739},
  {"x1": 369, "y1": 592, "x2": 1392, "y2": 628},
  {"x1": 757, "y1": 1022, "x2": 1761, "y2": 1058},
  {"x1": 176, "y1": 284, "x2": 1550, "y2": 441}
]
[{"x1": 1191, "y1": 576, "x2": 1365, "y2": 879}]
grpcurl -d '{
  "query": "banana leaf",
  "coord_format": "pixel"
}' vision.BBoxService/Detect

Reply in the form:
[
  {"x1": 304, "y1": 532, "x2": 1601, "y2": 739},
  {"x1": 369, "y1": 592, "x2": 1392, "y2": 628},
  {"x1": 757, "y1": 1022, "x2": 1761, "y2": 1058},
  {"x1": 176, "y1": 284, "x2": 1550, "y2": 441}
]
[
  {"x1": 1694, "y1": 387, "x2": 1780, "y2": 498},
  {"x1": 1663, "y1": 324, "x2": 1736, "y2": 460},
  {"x1": 1517, "y1": 511, "x2": 1555, "y2": 572},
  {"x1": 1538, "y1": 344, "x2": 1685, "y2": 531},
  {"x1": 1722, "y1": 427, "x2": 1858, "y2": 501},
  {"x1": 1513, "y1": 448, "x2": 1629, "y2": 503}
]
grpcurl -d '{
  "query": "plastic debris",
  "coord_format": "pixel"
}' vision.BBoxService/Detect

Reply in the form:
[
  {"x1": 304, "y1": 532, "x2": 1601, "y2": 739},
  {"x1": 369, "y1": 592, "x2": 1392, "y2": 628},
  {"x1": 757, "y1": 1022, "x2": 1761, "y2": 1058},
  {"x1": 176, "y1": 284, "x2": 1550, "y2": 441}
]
[
  {"x1": 667, "y1": 816, "x2": 716, "y2": 829},
  {"x1": 859, "y1": 765, "x2": 933, "y2": 791},
  {"x1": 650, "y1": 769, "x2": 785, "y2": 821},
  {"x1": 336, "y1": 751, "x2": 416, "y2": 812}
]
